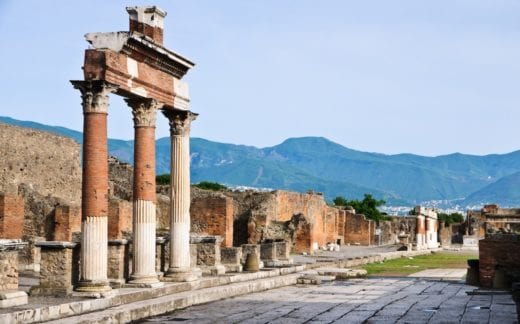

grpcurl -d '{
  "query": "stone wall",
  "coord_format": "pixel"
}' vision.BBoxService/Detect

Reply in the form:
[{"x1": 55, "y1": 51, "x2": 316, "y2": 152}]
[
  {"x1": 0, "y1": 123, "x2": 81, "y2": 204},
  {"x1": 0, "y1": 250, "x2": 19, "y2": 290}
]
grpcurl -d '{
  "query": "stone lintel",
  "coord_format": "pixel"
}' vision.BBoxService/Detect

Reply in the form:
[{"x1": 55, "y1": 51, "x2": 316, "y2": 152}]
[
  {"x1": 84, "y1": 33, "x2": 194, "y2": 78},
  {"x1": 190, "y1": 235, "x2": 222, "y2": 244},
  {"x1": 35, "y1": 241, "x2": 77, "y2": 249},
  {"x1": 108, "y1": 239, "x2": 128, "y2": 246},
  {"x1": 0, "y1": 240, "x2": 26, "y2": 251}
]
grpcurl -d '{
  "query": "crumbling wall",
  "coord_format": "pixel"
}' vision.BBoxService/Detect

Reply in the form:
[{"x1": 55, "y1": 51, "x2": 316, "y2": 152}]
[
  {"x1": 344, "y1": 212, "x2": 373, "y2": 245},
  {"x1": 191, "y1": 191, "x2": 234, "y2": 247},
  {"x1": 479, "y1": 234, "x2": 520, "y2": 288},
  {"x1": 0, "y1": 194, "x2": 24, "y2": 239},
  {"x1": 0, "y1": 123, "x2": 81, "y2": 204}
]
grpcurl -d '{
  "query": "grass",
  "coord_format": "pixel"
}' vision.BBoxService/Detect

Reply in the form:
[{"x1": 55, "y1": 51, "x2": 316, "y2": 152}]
[{"x1": 362, "y1": 251, "x2": 478, "y2": 277}]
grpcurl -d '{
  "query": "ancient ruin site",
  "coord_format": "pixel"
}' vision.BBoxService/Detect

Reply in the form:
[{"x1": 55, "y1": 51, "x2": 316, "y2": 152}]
[{"x1": 0, "y1": 3, "x2": 519, "y2": 324}]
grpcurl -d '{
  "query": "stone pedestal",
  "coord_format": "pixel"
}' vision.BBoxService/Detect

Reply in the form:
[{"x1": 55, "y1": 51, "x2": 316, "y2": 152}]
[
  {"x1": 155, "y1": 237, "x2": 167, "y2": 278},
  {"x1": 221, "y1": 247, "x2": 243, "y2": 273},
  {"x1": 260, "y1": 241, "x2": 293, "y2": 268},
  {"x1": 0, "y1": 240, "x2": 27, "y2": 307},
  {"x1": 241, "y1": 244, "x2": 263, "y2": 269},
  {"x1": 190, "y1": 236, "x2": 225, "y2": 276},
  {"x1": 107, "y1": 239, "x2": 129, "y2": 288},
  {"x1": 162, "y1": 110, "x2": 200, "y2": 282},
  {"x1": 30, "y1": 241, "x2": 79, "y2": 297}
]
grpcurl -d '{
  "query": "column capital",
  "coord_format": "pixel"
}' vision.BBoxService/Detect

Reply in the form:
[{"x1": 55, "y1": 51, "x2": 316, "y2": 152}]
[
  {"x1": 125, "y1": 98, "x2": 163, "y2": 127},
  {"x1": 162, "y1": 109, "x2": 198, "y2": 136},
  {"x1": 70, "y1": 80, "x2": 118, "y2": 114}
]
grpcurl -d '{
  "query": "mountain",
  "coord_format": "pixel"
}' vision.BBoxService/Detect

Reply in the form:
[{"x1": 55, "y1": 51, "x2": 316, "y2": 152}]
[
  {"x1": 2, "y1": 116, "x2": 520, "y2": 207},
  {"x1": 463, "y1": 171, "x2": 520, "y2": 206}
]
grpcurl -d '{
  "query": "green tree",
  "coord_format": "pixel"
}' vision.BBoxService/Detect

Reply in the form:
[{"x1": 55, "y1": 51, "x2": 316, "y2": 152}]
[
  {"x1": 333, "y1": 196, "x2": 349, "y2": 206},
  {"x1": 437, "y1": 212, "x2": 465, "y2": 226},
  {"x1": 193, "y1": 181, "x2": 228, "y2": 191},
  {"x1": 333, "y1": 194, "x2": 388, "y2": 221},
  {"x1": 156, "y1": 174, "x2": 170, "y2": 185}
]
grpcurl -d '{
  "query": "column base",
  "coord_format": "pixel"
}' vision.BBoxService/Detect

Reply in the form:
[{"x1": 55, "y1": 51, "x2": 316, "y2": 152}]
[
  {"x1": 127, "y1": 273, "x2": 163, "y2": 288},
  {"x1": 163, "y1": 267, "x2": 202, "y2": 282},
  {"x1": 74, "y1": 281, "x2": 112, "y2": 293}
]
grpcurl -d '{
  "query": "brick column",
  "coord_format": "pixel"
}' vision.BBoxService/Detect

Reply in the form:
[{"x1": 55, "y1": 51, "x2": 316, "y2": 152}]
[
  {"x1": 125, "y1": 98, "x2": 163, "y2": 285},
  {"x1": 71, "y1": 80, "x2": 118, "y2": 293},
  {"x1": 162, "y1": 109, "x2": 200, "y2": 281}
]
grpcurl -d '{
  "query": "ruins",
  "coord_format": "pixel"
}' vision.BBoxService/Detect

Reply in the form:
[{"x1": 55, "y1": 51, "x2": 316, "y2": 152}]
[{"x1": 1, "y1": 5, "x2": 517, "y2": 322}]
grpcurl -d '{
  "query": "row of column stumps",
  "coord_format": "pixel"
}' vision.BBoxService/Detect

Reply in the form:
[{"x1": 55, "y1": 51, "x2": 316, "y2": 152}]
[{"x1": 71, "y1": 80, "x2": 199, "y2": 292}]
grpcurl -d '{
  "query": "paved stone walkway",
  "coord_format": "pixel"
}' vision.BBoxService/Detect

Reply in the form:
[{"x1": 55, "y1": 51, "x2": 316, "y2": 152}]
[
  {"x1": 408, "y1": 268, "x2": 468, "y2": 280},
  {"x1": 142, "y1": 278, "x2": 517, "y2": 324}
]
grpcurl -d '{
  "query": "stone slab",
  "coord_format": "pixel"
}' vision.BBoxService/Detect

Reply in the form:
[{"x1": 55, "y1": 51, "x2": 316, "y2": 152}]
[{"x1": 0, "y1": 290, "x2": 27, "y2": 308}]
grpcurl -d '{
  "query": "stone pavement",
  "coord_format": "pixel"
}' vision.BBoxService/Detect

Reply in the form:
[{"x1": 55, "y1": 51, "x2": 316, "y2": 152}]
[
  {"x1": 408, "y1": 268, "x2": 468, "y2": 280},
  {"x1": 142, "y1": 277, "x2": 518, "y2": 324}
]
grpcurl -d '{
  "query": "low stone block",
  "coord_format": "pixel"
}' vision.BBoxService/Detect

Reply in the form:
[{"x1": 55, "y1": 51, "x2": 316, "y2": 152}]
[
  {"x1": 107, "y1": 239, "x2": 129, "y2": 288},
  {"x1": 31, "y1": 241, "x2": 79, "y2": 297},
  {"x1": 0, "y1": 290, "x2": 28, "y2": 308},
  {"x1": 260, "y1": 243, "x2": 276, "y2": 261},
  {"x1": 221, "y1": 247, "x2": 242, "y2": 266}
]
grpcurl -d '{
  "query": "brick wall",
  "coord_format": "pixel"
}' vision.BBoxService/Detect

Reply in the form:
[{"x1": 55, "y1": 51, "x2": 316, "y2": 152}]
[
  {"x1": 108, "y1": 199, "x2": 132, "y2": 240},
  {"x1": 53, "y1": 205, "x2": 81, "y2": 241},
  {"x1": 191, "y1": 195, "x2": 234, "y2": 247},
  {"x1": 479, "y1": 234, "x2": 520, "y2": 288},
  {"x1": 344, "y1": 212, "x2": 373, "y2": 246},
  {"x1": 0, "y1": 194, "x2": 24, "y2": 239}
]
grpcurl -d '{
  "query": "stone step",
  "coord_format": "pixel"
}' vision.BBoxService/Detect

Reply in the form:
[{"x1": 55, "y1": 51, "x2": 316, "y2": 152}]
[
  {"x1": 45, "y1": 273, "x2": 301, "y2": 324},
  {"x1": 1, "y1": 265, "x2": 305, "y2": 323},
  {"x1": 315, "y1": 267, "x2": 368, "y2": 279}
]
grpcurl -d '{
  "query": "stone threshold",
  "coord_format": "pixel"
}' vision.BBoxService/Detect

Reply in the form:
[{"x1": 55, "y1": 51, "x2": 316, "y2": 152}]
[{"x1": 0, "y1": 249, "x2": 436, "y2": 323}]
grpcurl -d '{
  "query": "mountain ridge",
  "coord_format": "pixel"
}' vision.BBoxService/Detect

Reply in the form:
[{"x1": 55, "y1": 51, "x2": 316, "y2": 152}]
[{"x1": 1, "y1": 115, "x2": 519, "y2": 208}]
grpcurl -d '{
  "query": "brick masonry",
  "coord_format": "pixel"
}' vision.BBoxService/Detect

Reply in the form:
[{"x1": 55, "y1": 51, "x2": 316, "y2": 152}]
[
  {"x1": 108, "y1": 199, "x2": 132, "y2": 240},
  {"x1": 0, "y1": 194, "x2": 24, "y2": 239},
  {"x1": 53, "y1": 205, "x2": 81, "y2": 241},
  {"x1": 191, "y1": 194, "x2": 234, "y2": 247},
  {"x1": 479, "y1": 234, "x2": 520, "y2": 288}
]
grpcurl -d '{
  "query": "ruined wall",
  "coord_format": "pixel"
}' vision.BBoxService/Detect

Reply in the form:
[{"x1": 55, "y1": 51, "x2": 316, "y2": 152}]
[
  {"x1": 53, "y1": 205, "x2": 81, "y2": 241},
  {"x1": 344, "y1": 212, "x2": 373, "y2": 245},
  {"x1": 0, "y1": 123, "x2": 81, "y2": 204},
  {"x1": 0, "y1": 194, "x2": 24, "y2": 239},
  {"x1": 108, "y1": 157, "x2": 133, "y2": 201},
  {"x1": 479, "y1": 234, "x2": 520, "y2": 288},
  {"x1": 191, "y1": 191, "x2": 234, "y2": 247}
]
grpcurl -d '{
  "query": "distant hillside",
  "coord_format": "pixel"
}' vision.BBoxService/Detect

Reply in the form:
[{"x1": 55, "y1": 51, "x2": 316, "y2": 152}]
[
  {"x1": 463, "y1": 171, "x2": 520, "y2": 206},
  {"x1": 2, "y1": 115, "x2": 520, "y2": 207}
]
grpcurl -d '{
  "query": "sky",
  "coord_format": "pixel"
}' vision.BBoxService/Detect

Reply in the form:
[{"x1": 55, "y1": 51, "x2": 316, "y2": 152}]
[{"x1": 0, "y1": 0, "x2": 519, "y2": 156}]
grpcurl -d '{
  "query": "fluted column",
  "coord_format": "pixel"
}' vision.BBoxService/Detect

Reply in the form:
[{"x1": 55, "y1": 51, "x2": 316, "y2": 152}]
[
  {"x1": 71, "y1": 80, "x2": 118, "y2": 293},
  {"x1": 162, "y1": 109, "x2": 200, "y2": 281},
  {"x1": 125, "y1": 98, "x2": 163, "y2": 285}
]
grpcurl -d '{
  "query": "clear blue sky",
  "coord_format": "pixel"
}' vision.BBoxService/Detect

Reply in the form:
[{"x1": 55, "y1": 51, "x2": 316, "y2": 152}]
[{"x1": 1, "y1": 0, "x2": 519, "y2": 156}]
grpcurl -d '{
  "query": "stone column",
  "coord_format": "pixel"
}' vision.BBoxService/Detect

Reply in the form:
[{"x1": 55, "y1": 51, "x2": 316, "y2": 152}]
[
  {"x1": 71, "y1": 80, "x2": 118, "y2": 293},
  {"x1": 125, "y1": 98, "x2": 163, "y2": 285},
  {"x1": 162, "y1": 109, "x2": 200, "y2": 281}
]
